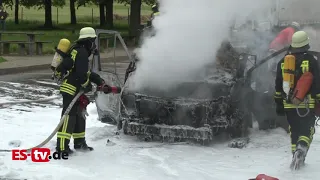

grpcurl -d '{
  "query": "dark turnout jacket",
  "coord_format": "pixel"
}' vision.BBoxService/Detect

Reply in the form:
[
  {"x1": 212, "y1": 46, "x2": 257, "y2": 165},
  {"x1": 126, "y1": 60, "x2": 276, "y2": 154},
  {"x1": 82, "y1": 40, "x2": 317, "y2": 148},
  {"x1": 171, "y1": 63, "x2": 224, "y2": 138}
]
[
  {"x1": 274, "y1": 51, "x2": 320, "y2": 109},
  {"x1": 56, "y1": 44, "x2": 103, "y2": 96}
]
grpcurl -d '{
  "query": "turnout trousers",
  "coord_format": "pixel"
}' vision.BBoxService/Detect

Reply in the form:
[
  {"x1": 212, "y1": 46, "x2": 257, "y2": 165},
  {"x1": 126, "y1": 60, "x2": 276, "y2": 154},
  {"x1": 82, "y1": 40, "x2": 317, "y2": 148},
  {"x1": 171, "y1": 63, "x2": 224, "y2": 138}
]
[
  {"x1": 56, "y1": 93, "x2": 86, "y2": 152},
  {"x1": 285, "y1": 109, "x2": 316, "y2": 155}
]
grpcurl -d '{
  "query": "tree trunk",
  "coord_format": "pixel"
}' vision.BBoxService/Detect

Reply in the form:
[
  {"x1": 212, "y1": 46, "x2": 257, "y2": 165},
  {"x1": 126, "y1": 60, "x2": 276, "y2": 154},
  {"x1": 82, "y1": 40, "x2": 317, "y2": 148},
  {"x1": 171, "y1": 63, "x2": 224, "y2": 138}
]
[
  {"x1": 70, "y1": 0, "x2": 76, "y2": 24},
  {"x1": 44, "y1": 0, "x2": 53, "y2": 28},
  {"x1": 14, "y1": 0, "x2": 19, "y2": 24},
  {"x1": 99, "y1": 3, "x2": 105, "y2": 26},
  {"x1": 105, "y1": 0, "x2": 113, "y2": 29},
  {"x1": 129, "y1": 0, "x2": 141, "y2": 37}
]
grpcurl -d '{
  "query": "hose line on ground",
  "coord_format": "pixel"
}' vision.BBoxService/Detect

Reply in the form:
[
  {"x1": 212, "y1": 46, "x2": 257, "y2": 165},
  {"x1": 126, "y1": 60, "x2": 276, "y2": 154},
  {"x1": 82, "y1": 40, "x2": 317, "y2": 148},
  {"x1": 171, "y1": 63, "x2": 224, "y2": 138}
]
[{"x1": 0, "y1": 90, "x2": 84, "y2": 153}]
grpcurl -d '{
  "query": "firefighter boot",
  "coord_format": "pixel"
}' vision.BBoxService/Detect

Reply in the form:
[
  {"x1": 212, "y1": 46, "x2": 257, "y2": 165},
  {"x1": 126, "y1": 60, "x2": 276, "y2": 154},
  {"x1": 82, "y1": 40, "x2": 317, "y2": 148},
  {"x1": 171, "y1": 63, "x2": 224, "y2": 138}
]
[
  {"x1": 74, "y1": 138, "x2": 94, "y2": 152},
  {"x1": 290, "y1": 144, "x2": 308, "y2": 170},
  {"x1": 56, "y1": 136, "x2": 74, "y2": 156},
  {"x1": 56, "y1": 115, "x2": 76, "y2": 156}
]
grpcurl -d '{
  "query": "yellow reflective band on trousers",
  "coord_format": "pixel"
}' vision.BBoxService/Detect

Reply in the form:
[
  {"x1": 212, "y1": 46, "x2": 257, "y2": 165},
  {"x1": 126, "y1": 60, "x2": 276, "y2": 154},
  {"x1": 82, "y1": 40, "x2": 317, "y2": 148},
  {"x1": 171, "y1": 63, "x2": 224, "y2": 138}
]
[
  {"x1": 283, "y1": 94, "x2": 315, "y2": 108},
  {"x1": 298, "y1": 136, "x2": 311, "y2": 147},
  {"x1": 60, "y1": 79, "x2": 77, "y2": 96},
  {"x1": 73, "y1": 132, "x2": 85, "y2": 139},
  {"x1": 274, "y1": 91, "x2": 282, "y2": 99},
  {"x1": 57, "y1": 115, "x2": 72, "y2": 151},
  {"x1": 309, "y1": 126, "x2": 315, "y2": 144},
  {"x1": 291, "y1": 144, "x2": 296, "y2": 153},
  {"x1": 81, "y1": 71, "x2": 91, "y2": 88}
]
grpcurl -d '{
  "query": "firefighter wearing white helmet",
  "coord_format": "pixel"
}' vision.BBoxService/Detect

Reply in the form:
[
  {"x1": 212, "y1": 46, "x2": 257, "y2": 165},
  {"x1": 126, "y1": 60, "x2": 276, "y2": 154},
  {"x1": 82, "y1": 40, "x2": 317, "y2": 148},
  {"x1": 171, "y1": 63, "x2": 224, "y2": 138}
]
[
  {"x1": 54, "y1": 27, "x2": 117, "y2": 155},
  {"x1": 274, "y1": 30, "x2": 320, "y2": 169}
]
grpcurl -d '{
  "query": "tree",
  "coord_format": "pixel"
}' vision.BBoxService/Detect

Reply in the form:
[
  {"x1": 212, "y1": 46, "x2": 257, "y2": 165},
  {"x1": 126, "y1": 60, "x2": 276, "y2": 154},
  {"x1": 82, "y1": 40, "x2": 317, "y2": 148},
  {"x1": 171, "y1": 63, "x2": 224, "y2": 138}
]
[
  {"x1": 70, "y1": 0, "x2": 76, "y2": 24},
  {"x1": 44, "y1": 0, "x2": 52, "y2": 27},
  {"x1": 2, "y1": 0, "x2": 16, "y2": 24},
  {"x1": 20, "y1": 0, "x2": 65, "y2": 28},
  {"x1": 117, "y1": 0, "x2": 155, "y2": 37},
  {"x1": 75, "y1": 0, "x2": 92, "y2": 25},
  {"x1": 105, "y1": 0, "x2": 113, "y2": 28},
  {"x1": 128, "y1": 0, "x2": 141, "y2": 37},
  {"x1": 14, "y1": 0, "x2": 18, "y2": 24}
]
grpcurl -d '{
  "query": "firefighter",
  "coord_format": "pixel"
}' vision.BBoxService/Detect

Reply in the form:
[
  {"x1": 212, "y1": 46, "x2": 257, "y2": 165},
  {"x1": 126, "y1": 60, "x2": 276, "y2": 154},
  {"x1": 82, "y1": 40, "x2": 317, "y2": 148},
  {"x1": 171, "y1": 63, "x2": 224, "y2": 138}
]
[
  {"x1": 274, "y1": 31, "x2": 320, "y2": 166},
  {"x1": 269, "y1": 22, "x2": 300, "y2": 52},
  {"x1": 147, "y1": 3, "x2": 160, "y2": 27},
  {"x1": 268, "y1": 22, "x2": 300, "y2": 74},
  {"x1": 150, "y1": 3, "x2": 160, "y2": 20},
  {"x1": 54, "y1": 27, "x2": 120, "y2": 155}
]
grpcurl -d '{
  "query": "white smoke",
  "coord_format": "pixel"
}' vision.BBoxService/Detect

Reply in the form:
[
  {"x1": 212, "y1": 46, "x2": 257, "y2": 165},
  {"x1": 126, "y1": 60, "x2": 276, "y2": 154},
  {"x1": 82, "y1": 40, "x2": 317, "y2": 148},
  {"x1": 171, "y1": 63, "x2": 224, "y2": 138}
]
[
  {"x1": 302, "y1": 26, "x2": 320, "y2": 52},
  {"x1": 131, "y1": 0, "x2": 276, "y2": 91}
]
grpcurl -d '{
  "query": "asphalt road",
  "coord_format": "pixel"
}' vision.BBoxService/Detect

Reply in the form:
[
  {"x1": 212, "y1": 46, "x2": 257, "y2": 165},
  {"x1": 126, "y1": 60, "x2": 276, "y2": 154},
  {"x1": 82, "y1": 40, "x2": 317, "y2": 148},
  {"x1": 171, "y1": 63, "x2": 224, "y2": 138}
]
[{"x1": 0, "y1": 63, "x2": 129, "y2": 107}]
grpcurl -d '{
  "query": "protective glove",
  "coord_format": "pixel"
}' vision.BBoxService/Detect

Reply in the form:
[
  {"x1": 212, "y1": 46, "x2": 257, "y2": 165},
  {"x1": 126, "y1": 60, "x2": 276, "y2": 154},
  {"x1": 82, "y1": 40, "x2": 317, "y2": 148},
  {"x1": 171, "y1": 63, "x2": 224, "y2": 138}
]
[
  {"x1": 98, "y1": 84, "x2": 122, "y2": 94},
  {"x1": 78, "y1": 95, "x2": 90, "y2": 120},
  {"x1": 80, "y1": 109, "x2": 89, "y2": 120}
]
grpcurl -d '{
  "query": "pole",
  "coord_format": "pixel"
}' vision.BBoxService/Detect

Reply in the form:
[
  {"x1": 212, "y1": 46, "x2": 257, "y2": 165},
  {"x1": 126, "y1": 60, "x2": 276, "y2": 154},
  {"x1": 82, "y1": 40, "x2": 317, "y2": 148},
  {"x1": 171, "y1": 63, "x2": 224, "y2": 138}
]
[
  {"x1": 57, "y1": 8, "x2": 59, "y2": 24},
  {"x1": 127, "y1": 8, "x2": 130, "y2": 25},
  {"x1": 92, "y1": 8, "x2": 93, "y2": 24},
  {"x1": 20, "y1": 7, "x2": 23, "y2": 21}
]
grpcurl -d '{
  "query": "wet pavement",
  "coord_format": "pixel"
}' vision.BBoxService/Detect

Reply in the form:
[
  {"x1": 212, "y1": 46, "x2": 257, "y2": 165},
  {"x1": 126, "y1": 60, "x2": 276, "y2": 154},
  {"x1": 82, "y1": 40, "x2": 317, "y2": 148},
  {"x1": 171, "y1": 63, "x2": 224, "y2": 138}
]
[{"x1": 0, "y1": 62, "x2": 129, "y2": 110}]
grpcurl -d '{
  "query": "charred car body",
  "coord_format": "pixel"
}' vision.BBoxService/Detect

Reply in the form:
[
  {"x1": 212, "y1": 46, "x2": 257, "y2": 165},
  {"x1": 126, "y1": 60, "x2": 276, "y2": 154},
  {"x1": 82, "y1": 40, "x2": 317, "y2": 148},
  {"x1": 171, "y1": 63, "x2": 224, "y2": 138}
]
[
  {"x1": 117, "y1": 40, "x2": 256, "y2": 144},
  {"x1": 92, "y1": 30, "x2": 318, "y2": 145}
]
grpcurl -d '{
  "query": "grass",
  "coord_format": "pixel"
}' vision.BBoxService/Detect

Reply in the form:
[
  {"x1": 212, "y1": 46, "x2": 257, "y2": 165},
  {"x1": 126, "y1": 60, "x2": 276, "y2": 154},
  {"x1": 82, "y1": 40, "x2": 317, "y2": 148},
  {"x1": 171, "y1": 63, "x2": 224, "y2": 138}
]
[
  {"x1": 5, "y1": 2, "x2": 152, "y2": 23},
  {"x1": 1, "y1": 2, "x2": 152, "y2": 54},
  {"x1": 0, "y1": 57, "x2": 7, "y2": 63}
]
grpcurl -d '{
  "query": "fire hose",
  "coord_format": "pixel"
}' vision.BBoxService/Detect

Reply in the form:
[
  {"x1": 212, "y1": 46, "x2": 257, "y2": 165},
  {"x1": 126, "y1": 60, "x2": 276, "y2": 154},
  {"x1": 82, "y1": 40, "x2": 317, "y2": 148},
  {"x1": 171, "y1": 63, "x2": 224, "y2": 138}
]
[{"x1": 0, "y1": 90, "x2": 84, "y2": 153}]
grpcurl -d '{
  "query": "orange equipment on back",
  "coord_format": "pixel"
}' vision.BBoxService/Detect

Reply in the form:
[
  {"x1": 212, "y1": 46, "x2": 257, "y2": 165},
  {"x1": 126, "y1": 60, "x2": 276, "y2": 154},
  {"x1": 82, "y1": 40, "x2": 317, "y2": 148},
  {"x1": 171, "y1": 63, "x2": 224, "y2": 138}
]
[
  {"x1": 291, "y1": 72, "x2": 313, "y2": 103},
  {"x1": 282, "y1": 55, "x2": 296, "y2": 96}
]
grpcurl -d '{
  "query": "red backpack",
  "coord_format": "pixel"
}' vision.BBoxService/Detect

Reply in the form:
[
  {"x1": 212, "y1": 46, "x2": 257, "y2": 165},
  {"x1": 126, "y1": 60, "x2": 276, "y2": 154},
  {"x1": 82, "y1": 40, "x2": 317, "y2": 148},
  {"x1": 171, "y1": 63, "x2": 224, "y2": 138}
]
[{"x1": 249, "y1": 174, "x2": 279, "y2": 180}]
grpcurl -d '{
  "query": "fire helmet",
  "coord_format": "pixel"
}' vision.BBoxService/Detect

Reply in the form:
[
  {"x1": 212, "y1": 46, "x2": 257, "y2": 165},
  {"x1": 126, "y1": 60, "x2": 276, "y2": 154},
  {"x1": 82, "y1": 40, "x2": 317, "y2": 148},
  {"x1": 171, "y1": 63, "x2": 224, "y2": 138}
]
[
  {"x1": 291, "y1": 31, "x2": 309, "y2": 48},
  {"x1": 291, "y1": 22, "x2": 300, "y2": 29},
  {"x1": 78, "y1": 27, "x2": 97, "y2": 40}
]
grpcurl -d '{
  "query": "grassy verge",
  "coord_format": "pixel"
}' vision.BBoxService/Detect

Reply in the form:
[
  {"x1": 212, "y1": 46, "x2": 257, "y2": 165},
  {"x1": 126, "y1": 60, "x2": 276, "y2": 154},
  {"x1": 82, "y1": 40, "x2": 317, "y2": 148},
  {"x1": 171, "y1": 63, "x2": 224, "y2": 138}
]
[
  {"x1": 5, "y1": 2, "x2": 152, "y2": 23},
  {"x1": 0, "y1": 57, "x2": 7, "y2": 63},
  {"x1": 1, "y1": 3, "x2": 152, "y2": 55},
  {"x1": 3, "y1": 19, "x2": 132, "y2": 54}
]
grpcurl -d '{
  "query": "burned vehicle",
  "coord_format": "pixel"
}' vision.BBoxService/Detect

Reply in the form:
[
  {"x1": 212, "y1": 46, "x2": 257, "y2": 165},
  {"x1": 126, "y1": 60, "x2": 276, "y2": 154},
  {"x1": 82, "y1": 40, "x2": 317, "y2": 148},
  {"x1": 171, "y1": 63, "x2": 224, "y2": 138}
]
[
  {"x1": 117, "y1": 41, "x2": 256, "y2": 144},
  {"x1": 92, "y1": 30, "x2": 313, "y2": 144}
]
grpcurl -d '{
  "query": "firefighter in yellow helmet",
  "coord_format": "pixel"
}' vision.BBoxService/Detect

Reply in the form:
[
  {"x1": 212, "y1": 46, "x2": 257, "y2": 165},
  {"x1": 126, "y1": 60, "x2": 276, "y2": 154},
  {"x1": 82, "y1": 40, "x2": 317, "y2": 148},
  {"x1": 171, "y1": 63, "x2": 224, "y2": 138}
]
[
  {"x1": 274, "y1": 31, "x2": 320, "y2": 169},
  {"x1": 54, "y1": 27, "x2": 119, "y2": 155},
  {"x1": 149, "y1": 3, "x2": 160, "y2": 26}
]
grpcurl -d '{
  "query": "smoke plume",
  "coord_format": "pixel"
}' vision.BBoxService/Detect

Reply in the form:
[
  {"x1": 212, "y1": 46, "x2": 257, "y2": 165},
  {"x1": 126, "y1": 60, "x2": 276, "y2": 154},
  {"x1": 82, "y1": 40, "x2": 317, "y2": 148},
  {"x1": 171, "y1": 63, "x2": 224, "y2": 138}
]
[{"x1": 131, "y1": 0, "x2": 276, "y2": 91}]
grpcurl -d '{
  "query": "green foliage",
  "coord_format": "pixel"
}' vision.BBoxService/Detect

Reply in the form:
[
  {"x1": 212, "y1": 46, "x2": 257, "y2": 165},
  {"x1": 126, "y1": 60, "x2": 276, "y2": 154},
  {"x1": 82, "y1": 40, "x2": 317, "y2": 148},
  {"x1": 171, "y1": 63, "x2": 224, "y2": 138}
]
[
  {"x1": 0, "y1": 57, "x2": 7, "y2": 63},
  {"x1": 143, "y1": 0, "x2": 156, "y2": 6},
  {"x1": 20, "y1": 0, "x2": 43, "y2": 8},
  {"x1": 77, "y1": 0, "x2": 94, "y2": 8},
  {"x1": 2, "y1": 0, "x2": 14, "y2": 9},
  {"x1": 53, "y1": 0, "x2": 66, "y2": 7}
]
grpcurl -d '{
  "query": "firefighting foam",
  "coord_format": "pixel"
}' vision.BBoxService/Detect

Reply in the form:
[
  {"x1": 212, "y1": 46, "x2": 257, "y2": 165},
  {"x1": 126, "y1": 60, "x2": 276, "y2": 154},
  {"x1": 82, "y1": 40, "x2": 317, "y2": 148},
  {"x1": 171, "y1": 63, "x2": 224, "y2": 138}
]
[{"x1": 130, "y1": 0, "x2": 276, "y2": 91}]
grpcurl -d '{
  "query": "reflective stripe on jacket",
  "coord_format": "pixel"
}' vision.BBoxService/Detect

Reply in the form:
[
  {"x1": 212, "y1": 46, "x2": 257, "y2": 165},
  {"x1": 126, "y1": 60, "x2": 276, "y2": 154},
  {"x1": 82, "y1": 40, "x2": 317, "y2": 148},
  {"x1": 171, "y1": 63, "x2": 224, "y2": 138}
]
[{"x1": 59, "y1": 47, "x2": 92, "y2": 96}]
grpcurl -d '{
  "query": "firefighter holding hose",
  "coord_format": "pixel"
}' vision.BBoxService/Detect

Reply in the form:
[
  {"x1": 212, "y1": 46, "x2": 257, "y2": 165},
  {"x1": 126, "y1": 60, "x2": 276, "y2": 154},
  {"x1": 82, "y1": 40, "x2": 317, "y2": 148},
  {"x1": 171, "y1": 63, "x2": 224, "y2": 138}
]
[
  {"x1": 274, "y1": 31, "x2": 320, "y2": 169},
  {"x1": 53, "y1": 27, "x2": 121, "y2": 155}
]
